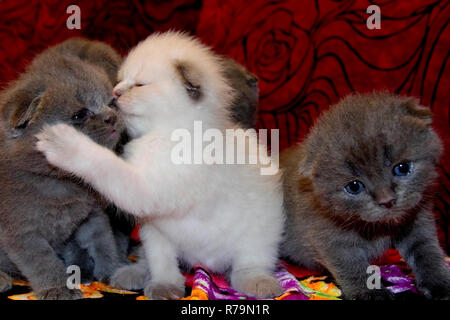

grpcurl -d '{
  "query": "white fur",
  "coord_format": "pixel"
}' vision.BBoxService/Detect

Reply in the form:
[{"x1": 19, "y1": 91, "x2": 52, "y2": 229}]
[{"x1": 36, "y1": 32, "x2": 284, "y2": 298}]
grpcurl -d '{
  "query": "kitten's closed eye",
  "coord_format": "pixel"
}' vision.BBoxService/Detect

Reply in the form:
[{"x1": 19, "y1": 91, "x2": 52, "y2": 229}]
[{"x1": 15, "y1": 120, "x2": 29, "y2": 130}]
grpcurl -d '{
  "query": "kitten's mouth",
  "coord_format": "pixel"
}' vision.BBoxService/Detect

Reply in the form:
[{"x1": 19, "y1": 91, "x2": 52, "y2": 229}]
[
  {"x1": 108, "y1": 98, "x2": 119, "y2": 110},
  {"x1": 117, "y1": 107, "x2": 136, "y2": 118},
  {"x1": 363, "y1": 206, "x2": 409, "y2": 224},
  {"x1": 115, "y1": 99, "x2": 139, "y2": 118},
  {"x1": 109, "y1": 129, "x2": 119, "y2": 139}
]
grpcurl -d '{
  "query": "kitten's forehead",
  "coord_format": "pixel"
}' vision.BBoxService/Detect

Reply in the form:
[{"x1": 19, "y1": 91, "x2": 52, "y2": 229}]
[
  {"x1": 121, "y1": 53, "x2": 172, "y2": 83},
  {"x1": 312, "y1": 99, "x2": 432, "y2": 177},
  {"x1": 77, "y1": 79, "x2": 111, "y2": 108},
  {"x1": 326, "y1": 132, "x2": 433, "y2": 190},
  {"x1": 76, "y1": 88, "x2": 108, "y2": 109},
  {"x1": 343, "y1": 139, "x2": 395, "y2": 177},
  {"x1": 120, "y1": 49, "x2": 144, "y2": 80},
  {"x1": 43, "y1": 70, "x2": 112, "y2": 116},
  {"x1": 119, "y1": 59, "x2": 139, "y2": 81}
]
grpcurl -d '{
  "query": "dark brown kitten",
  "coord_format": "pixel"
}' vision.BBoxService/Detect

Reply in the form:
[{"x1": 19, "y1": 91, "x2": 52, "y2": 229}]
[{"x1": 281, "y1": 92, "x2": 450, "y2": 300}]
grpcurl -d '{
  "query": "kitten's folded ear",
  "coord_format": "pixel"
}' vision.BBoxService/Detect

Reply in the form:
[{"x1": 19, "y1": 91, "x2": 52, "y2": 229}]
[
  {"x1": 174, "y1": 60, "x2": 202, "y2": 101},
  {"x1": 220, "y1": 56, "x2": 259, "y2": 128},
  {"x1": 398, "y1": 96, "x2": 442, "y2": 162},
  {"x1": 400, "y1": 98, "x2": 433, "y2": 126},
  {"x1": 220, "y1": 56, "x2": 258, "y2": 86},
  {"x1": 1, "y1": 86, "x2": 44, "y2": 138},
  {"x1": 55, "y1": 38, "x2": 123, "y2": 86}
]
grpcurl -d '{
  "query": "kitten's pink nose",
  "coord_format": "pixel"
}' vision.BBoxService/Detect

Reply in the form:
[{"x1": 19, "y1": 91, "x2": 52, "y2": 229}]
[
  {"x1": 376, "y1": 189, "x2": 396, "y2": 209},
  {"x1": 113, "y1": 88, "x2": 122, "y2": 98},
  {"x1": 378, "y1": 198, "x2": 396, "y2": 209},
  {"x1": 113, "y1": 82, "x2": 127, "y2": 98}
]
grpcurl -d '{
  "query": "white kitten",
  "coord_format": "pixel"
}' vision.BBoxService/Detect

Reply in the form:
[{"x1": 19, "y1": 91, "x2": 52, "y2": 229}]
[{"x1": 36, "y1": 32, "x2": 284, "y2": 299}]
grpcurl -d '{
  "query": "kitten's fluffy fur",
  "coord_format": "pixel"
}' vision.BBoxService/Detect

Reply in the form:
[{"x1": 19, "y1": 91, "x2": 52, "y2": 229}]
[
  {"x1": 281, "y1": 92, "x2": 450, "y2": 300},
  {"x1": 0, "y1": 38, "x2": 126, "y2": 299},
  {"x1": 37, "y1": 32, "x2": 284, "y2": 299},
  {"x1": 110, "y1": 55, "x2": 261, "y2": 291}
]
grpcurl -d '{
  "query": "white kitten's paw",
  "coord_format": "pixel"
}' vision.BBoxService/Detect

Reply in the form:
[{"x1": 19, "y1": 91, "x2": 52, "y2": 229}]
[
  {"x1": 232, "y1": 272, "x2": 282, "y2": 298},
  {"x1": 144, "y1": 282, "x2": 185, "y2": 300},
  {"x1": 35, "y1": 123, "x2": 84, "y2": 171}
]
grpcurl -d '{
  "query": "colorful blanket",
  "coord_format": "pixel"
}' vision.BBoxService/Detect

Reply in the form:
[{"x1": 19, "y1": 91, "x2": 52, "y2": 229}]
[{"x1": 2, "y1": 250, "x2": 449, "y2": 300}]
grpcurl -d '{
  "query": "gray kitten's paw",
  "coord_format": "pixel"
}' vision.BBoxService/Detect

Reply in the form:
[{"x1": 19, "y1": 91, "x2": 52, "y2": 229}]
[
  {"x1": 110, "y1": 265, "x2": 147, "y2": 290},
  {"x1": 36, "y1": 287, "x2": 83, "y2": 300},
  {"x1": 232, "y1": 273, "x2": 282, "y2": 298},
  {"x1": 144, "y1": 282, "x2": 185, "y2": 300},
  {"x1": 0, "y1": 271, "x2": 13, "y2": 293},
  {"x1": 35, "y1": 123, "x2": 86, "y2": 171},
  {"x1": 93, "y1": 262, "x2": 123, "y2": 283}
]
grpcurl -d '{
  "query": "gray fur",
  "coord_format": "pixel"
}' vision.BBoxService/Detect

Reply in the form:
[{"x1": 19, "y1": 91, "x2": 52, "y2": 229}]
[
  {"x1": 280, "y1": 92, "x2": 450, "y2": 300},
  {"x1": 0, "y1": 38, "x2": 125, "y2": 299},
  {"x1": 110, "y1": 248, "x2": 150, "y2": 290}
]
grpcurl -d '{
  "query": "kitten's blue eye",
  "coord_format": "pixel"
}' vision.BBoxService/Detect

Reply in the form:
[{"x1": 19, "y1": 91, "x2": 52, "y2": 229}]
[
  {"x1": 393, "y1": 161, "x2": 413, "y2": 177},
  {"x1": 344, "y1": 180, "x2": 365, "y2": 195}
]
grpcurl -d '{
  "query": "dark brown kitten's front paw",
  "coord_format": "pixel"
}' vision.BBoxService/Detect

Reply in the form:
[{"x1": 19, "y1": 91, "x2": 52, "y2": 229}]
[
  {"x1": 345, "y1": 288, "x2": 394, "y2": 300},
  {"x1": 36, "y1": 287, "x2": 83, "y2": 300},
  {"x1": 144, "y1": 282, "x2": 185, "y2": 300},
  {"x1": 0, "y1": 271, "x2": 13, "y2": 293}
]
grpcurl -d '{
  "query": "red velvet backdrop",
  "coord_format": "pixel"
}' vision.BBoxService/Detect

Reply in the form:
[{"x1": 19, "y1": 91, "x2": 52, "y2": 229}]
[{"x1": 0, "y1": 0, "x2": 448, "y2": 252}]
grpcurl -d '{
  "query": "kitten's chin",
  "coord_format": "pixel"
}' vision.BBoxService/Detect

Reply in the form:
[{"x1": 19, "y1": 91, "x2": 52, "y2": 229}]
[
  {"x1": 116, "y1": 101, "x2": 141, "y2": 122},
  {"x1": 359, "y1": 206, "x2": 416, "y2": 224},
  {"x1": 124, "y1": 121, "x2": 145, "y2": 139}
]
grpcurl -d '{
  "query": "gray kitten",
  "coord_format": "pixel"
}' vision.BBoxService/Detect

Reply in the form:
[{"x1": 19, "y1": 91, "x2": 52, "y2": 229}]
[
  {"x1": 281, "y1": 92, "x2": 450, "y2": 300},
  {"x1": 109, "y1": 56, "x2": 260, "y2": 291},
  {"x1": 0, "y1": 38, "x2": 126, "y2": 299}
]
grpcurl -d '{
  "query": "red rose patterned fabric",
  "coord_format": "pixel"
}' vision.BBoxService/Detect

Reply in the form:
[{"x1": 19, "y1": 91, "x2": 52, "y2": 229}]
[{"x1": 0, "y1": 1, "x2": 448, "y2": 250}]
